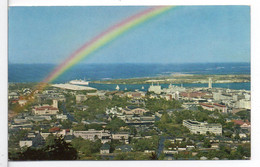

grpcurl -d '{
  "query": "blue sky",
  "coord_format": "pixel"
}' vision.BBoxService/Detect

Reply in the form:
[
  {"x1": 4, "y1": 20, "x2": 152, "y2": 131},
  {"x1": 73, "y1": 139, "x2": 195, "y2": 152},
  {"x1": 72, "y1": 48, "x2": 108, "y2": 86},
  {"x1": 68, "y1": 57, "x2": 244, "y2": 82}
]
[{"x1": 8, "y1": 6, "x2": 250, "y2": 64}]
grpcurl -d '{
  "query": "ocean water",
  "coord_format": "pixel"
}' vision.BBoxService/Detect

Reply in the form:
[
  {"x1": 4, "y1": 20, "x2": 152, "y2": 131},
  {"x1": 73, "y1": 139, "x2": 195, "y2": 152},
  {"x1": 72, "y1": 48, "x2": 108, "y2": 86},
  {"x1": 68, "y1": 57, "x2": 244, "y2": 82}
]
[
  {"x1": 89, "y1": 82, "x2": 250, "y2": 91},
  {"x1": 8, "y1": 63, "x2": 250, "y2": 90}
]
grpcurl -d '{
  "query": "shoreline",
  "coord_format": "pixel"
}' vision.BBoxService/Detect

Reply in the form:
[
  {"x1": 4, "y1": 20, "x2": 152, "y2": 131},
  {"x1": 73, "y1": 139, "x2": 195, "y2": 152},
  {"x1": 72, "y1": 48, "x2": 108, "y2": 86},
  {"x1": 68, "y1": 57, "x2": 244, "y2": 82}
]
[{"x1": 91, "y1": 74, "x2": 250, "y2": 85}]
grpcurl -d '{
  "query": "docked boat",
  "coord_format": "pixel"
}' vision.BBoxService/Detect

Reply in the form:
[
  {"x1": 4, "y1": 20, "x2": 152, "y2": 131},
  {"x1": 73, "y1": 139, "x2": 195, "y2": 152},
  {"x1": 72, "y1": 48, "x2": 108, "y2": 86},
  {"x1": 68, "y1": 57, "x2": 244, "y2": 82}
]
[{"x1": 69, "y1": 79, "x2": 89, "y2": 86}]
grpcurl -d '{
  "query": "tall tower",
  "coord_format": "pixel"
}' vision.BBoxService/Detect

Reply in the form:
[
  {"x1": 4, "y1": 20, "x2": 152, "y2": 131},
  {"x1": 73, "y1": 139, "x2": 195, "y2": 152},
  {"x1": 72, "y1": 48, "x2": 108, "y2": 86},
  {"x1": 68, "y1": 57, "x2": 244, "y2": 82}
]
[
  {"x1": 208, "y1": 78, "x2": 212, "y2": 89},
  {"x1": 53, "y1": 99, "x2": 58, "y2": 108}
]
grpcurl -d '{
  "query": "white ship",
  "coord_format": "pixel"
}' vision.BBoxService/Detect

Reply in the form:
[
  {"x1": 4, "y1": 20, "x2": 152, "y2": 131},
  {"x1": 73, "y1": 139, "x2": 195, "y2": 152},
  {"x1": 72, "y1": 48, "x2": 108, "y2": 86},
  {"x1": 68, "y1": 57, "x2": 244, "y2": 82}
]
[
  {"x1": 69, "y1": 79, "x2": 89, "y2": 86},
  {"x1": 115, "y1": 85, "x2": 120, "y2": 90}
]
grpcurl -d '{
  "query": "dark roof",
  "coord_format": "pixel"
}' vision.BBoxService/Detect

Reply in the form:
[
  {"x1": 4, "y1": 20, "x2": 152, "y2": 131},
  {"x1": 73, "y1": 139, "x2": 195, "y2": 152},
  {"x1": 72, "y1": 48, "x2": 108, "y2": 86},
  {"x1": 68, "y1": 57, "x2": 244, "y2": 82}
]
[
  {"x1": 100, "y1": 143, "x2": 110, "y2": 150},
  {"x1": 115, "y1": 145, "x2": 133, "y2": 152},
  {"x1": 127, "y1": 106, "x2": 140, "y2": 110},
  {"x1": 64, "y1": 135, "x2": 75, "y2": 140}
]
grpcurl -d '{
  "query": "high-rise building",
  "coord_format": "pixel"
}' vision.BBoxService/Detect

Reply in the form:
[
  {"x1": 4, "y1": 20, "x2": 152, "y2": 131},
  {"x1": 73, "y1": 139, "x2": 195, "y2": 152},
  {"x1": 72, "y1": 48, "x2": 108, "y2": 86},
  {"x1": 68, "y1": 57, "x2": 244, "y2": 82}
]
[
  {"x1": 52, "y1": 99, "x2": 58, "y2": 108},
  {"x1": 208, "y1": 78, "x2": 212, "y2": 89},
  {"x1": 148, "y1": 83, "x2": 162, "y2": 94}
]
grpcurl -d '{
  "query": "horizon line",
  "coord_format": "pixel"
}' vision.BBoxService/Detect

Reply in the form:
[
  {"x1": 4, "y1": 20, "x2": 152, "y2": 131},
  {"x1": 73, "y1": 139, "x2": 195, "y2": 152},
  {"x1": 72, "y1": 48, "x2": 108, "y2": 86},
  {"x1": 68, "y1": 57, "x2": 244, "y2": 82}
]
[{"x1": 8, "y1": 62, "x2": 251, "y2": 65}]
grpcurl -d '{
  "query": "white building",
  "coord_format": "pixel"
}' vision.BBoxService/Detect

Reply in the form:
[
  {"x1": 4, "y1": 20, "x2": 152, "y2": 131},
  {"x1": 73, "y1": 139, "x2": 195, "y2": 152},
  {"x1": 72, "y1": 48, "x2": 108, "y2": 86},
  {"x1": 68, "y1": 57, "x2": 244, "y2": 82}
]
[
  {"x1": 32, "y1": 100, "x2": 59, "y2": 115},
  {"x1": 148, "y1": 83, "x2": 162, "y2": 94},
  {"x1": 73, "y1": 129, "x2": 111, "y2": 143},
  {"x1": 236, "y1": 99, "x2": 251, "y2": 109},
  {"x1": 8, "y1": 92, "x2": 19, "y2": 99},
  {"x1": 183, "y1": 120, "x2": 222, "y2": 135},
  {"x1": 163, "y1": 84, "x2": 186, "y2": 94},
  {"x1": 19, "y1": 140, "x2": 33, "y2": 147},
  {"x1": 18, "y1": 100, "x2": 27, "y2": 106},
  {"x1": 32, "y1": 105, "x2": 59, "y2": 115},
  {"x1": 56, "y1": 114, "x2": 68, "y2": 120},
  {"x1": 208, "y1": 78, "x2": 212, "y2": 89},
  {"x1": 52, "y1": 99, "x2": 58, "y2": 108},
  {"x1": 112, "y1": 133, "x2": 129, "y2": 144}
]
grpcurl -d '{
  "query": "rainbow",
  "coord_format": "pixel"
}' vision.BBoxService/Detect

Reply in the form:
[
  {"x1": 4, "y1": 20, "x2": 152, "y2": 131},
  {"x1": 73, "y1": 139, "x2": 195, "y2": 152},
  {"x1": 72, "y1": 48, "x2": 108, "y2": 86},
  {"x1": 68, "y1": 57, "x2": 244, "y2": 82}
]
[
  {"x1": 13, "y1": 6, "x2": 175, "y2": 113},
  {"x1": 42, "y1": 6, "x2": 175, "y2": 83}
]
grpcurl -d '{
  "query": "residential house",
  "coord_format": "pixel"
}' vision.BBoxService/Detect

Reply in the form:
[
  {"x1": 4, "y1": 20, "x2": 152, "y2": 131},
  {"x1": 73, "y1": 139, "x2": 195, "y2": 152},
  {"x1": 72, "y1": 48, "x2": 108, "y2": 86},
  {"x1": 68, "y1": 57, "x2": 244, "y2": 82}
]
[
  {"x1": 100, "y1": 143, "x2": 110, "y2": 154},
  {"x1": 115, "y1": 145, "x2": 133, "y2": 152}
]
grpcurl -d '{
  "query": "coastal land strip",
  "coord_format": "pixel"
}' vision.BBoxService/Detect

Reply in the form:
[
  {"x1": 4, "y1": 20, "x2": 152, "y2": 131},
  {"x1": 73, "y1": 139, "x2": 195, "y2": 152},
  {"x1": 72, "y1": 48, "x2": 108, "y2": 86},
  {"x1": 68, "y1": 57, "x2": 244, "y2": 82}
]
[{"x1": 92, "y1": 74, "x2": 250, "y2": 85}]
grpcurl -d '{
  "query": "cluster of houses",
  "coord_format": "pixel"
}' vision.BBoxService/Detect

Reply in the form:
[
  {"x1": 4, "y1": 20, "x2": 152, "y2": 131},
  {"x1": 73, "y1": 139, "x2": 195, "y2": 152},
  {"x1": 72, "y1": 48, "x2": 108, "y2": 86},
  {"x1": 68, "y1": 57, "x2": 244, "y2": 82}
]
[
  {"x1": 8, "y1": 81, "x2": 251, "y2": 159},
  {"x1": 18, "y1": 127, "x2": 131, "y2": 154},
  {"x1": 106, "y1": 106, "x2": 155, "y2": 125}
]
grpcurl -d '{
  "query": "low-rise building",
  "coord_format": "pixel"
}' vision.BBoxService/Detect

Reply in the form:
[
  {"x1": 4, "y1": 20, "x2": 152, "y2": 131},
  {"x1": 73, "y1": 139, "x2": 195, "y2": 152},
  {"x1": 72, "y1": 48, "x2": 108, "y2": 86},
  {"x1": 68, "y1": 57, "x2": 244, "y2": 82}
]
[
  {"x1": 126, "y1": 92, "x2": 144, "y2": 99},
  {"x1": 235, "y1": 99, "x2": 251, "y2": 110},
  {"x1": 100, "y1": 143, "x2": 110, "y2": 154},
  {"x1": 8, "y1": 92, "x2": 19, "y2": 99},
  {"x1": 112, "y1": 133, "x2": 129, "y2": 144},
  {"x1": 232, "y1": 120, "x2": 251, "y2": 130},
  {"x1": 122, "y1": 106, "x2": 148, "y2": 115},
  {"x1": 56, "y1": 114, "x2": 68, "y2": 120},
  {"x1": 115, "y1": 145, "x2": 133, "y2": 152},
  {"x1": 19, "y1": 140, "x2": 33, "y2": 148},
  {"x1": 18, "y1": 99, "x2": 27, "y2": 106},
  {"x1": 183, "y1": 120, "x2": 222, "y2": 135},
  {"x1": 32, "y1": 105, "x2": 59, "y2": 115},
  {"x1": 73, "y1": 129, "x2": 111, "y2": 143},
  {"x1": 148, "y1": 84, "x2": 162, "y2": 94},
  {"x1": 200, "y1": 103, "x2": 215, "y2": 111},
  {"x1": 200, "y1": 103, "x2": 228, "y2": 113},
  {"x1": 19, "y1": 133, "x2": 44, "y2": 148},
  {"x1": 213, "y1": 103, "x2": 228, "y2": 113}
]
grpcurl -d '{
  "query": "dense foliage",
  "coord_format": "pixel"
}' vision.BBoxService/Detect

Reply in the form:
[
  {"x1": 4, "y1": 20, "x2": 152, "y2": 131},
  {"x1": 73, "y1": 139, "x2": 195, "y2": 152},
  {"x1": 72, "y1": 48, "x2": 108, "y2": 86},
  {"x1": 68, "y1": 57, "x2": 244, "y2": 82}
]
[
  {"x1": 71, "y1": 137, "x2": 102, "y2": 157},
  {"x1": 131, "y1": 136, "x2": 159, "y2": 152},
  {"x1": 145, "y1": 98, "x2": 182, "y2": 113},
  {"x1": 9, "y1": 136, "x2": 78, "y2": 160}
]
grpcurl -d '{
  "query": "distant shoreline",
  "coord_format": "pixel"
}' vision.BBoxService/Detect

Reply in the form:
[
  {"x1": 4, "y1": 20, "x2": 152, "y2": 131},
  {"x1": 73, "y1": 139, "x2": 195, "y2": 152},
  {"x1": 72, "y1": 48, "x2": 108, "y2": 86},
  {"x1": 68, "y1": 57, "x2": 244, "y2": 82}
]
[
  {"x1": 8, "y1": 74, "x2": 250, "y2": 85},
  {"x1": 8, "y1": 63, "x2": 250, "y2": 83},
  {"x1": 91, "y1": 74, "x2": 250, "y2": 85}
]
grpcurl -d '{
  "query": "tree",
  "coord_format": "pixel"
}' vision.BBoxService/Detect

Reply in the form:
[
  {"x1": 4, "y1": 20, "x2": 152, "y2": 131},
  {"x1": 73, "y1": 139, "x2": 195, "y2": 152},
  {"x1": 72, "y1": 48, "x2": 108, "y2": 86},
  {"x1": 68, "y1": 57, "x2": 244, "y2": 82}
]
[
  {"x1": 234, "y1": 133, "x2": 240, "y2": 140},
  {"x1": 106, "y1": 117, "x2": 126, "y2": 132},
  {"x1": 10, "y1": 136, "x2": 78, "y2": 160},
  {"x1": 14, "y1": 147, "x2": 47, "y2": 160},
  {"x1": 71, "y1": 137, "x2": 102, "y2": 157},
  {"x1": 61, "y1": 120, "x2": 72, "y2": 129},
  {"x1": 235, "y1": 110, "x2": 250, "y2": 121},
  {"x1": 45, "y1": 133, "x2": 57, "y2": 146},
  {"x1": 44, "y1": 136, "x2": 78, "y2": 160},
  {"x1": 203, "y1": 139, "x2": 211, "y2": 148},
  {"x1": 72, "y1": 123, "x2": 87, "y2": 131},
  {"x1": 85, "y1": 123, "x2": 103, "y2": 130},
  {"x1": 161, "y1": 112, "x2": 171, "y2": 124},
  {"x1": 8, "y1": 129, "x2": 29, "y2": 149},
  {"x1": 131, "y1": 136, "x2": 159, "y2": 152}
]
